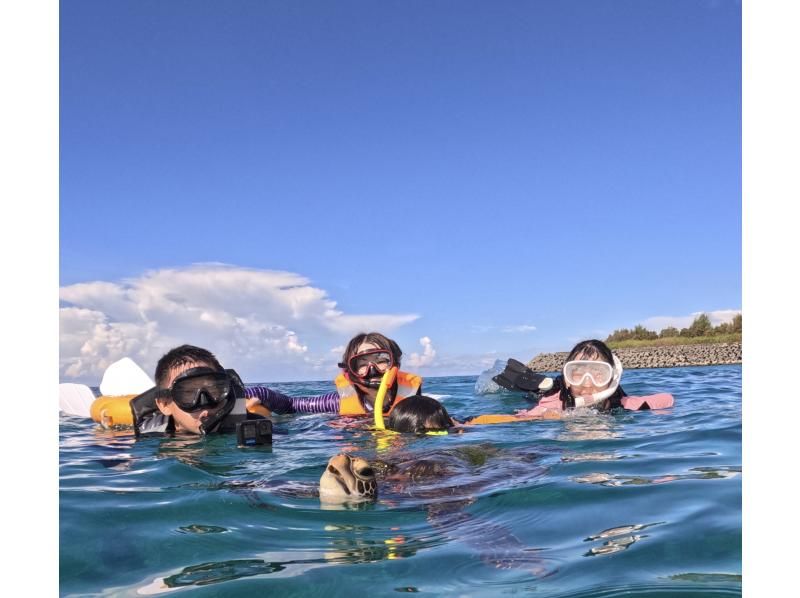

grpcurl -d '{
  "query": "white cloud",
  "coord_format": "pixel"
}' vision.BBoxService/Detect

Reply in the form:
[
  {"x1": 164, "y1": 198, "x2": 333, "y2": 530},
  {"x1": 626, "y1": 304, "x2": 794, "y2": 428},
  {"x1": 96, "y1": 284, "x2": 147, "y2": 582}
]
[
  {"x1": 406, "y1": 336, "x2": 437, "y2": 368},
  {"x1": 640, "y1": 309, "x2": 741, "y2": 332},
  {"x1": 59, "y1": 264, "x2": 418, "y2": 383}
]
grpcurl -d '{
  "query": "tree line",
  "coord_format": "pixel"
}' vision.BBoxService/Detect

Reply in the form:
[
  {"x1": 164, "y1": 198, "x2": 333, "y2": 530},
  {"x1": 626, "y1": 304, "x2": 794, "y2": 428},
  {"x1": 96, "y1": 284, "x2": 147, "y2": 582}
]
[{"x1": 606, "y1": 313, "x2": 741, "y2": 343}]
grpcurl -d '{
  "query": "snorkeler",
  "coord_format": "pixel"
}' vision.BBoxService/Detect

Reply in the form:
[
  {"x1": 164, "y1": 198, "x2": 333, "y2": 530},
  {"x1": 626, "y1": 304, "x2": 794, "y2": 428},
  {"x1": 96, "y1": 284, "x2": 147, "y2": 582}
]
[
  {"x1": 386, "y1": 395, "x2": 457, "y2": 434},
  {"x1": 469, "y1": 339, "x2": 673, "y2": 424},
  {"x1": 246, "y1": 332, "x2": 423, "y2": 417},
  {"x1": 521, "y1": 339, "x2": 673, "y2": 415},
  {"x1": 130, "y1": 344, "x2": 267, "y2": 436}
]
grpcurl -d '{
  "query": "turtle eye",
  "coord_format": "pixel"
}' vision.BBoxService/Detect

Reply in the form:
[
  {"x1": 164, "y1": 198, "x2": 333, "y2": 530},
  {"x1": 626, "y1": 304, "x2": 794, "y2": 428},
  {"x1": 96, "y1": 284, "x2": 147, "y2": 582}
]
[{"x1": 358, "y1": 466, "x2": 375, "y2": 478}]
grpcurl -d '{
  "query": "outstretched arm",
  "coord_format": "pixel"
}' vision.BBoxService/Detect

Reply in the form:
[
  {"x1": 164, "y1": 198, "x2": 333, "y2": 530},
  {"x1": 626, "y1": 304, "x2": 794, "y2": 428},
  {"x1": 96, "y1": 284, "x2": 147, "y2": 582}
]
[{"x1": 245, "y1": 386, "x2": 341, "y2": 414}]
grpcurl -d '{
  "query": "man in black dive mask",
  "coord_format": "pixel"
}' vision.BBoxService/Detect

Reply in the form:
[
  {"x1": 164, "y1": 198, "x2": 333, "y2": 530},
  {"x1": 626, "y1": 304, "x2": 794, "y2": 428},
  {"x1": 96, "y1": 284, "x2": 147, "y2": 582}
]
[{"x1": 131, "y1": 344, "x2": 255, "y2": 436}]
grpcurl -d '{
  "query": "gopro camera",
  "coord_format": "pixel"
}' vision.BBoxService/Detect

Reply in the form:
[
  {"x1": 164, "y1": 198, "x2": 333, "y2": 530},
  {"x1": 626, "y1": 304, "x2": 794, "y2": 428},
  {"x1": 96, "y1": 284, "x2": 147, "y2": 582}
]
[{"x1": 236, "y1": 419, "x2": 273, "y2": 447}]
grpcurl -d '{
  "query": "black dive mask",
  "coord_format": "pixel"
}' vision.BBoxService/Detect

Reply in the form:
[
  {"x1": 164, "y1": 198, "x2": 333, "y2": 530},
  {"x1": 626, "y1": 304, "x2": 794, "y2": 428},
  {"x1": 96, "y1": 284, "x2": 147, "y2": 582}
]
[{"x1": 159, "y1": 367, "x2": 245, "y2": 434}]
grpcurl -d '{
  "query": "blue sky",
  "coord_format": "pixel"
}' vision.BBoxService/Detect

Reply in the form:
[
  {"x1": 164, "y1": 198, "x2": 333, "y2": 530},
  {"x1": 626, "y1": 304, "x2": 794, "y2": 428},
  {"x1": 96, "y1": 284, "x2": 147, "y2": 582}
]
[{"x1": 59, "y1": 0, "x2": 741, "y2": 383}]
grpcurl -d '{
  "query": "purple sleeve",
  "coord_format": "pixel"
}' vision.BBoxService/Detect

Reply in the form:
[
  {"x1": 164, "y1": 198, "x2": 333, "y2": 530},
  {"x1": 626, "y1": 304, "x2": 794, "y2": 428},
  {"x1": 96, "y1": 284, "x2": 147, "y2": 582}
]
[{"x1": 245, "y1": 386, "x2": 341, "y2": 414}]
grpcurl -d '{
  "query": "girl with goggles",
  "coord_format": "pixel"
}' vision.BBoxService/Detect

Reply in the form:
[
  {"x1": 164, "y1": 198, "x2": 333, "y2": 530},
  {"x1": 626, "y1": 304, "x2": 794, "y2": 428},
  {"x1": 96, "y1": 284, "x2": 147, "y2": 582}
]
[
  {"x1": 244, "y1": 332, "x2": 424, "y2": 417},
  {"x1": 551, "y1": 340, "x2": 624, "y2": 409},
  {"x1": 562, "y1": 360, "x2": 615, "y2": 389},
  {"x1": 346, "y1": 350, "x2": 394, "y2": 379},
  {"x1": 509, "y1": 339, "x2": 673, "y2": 418}
]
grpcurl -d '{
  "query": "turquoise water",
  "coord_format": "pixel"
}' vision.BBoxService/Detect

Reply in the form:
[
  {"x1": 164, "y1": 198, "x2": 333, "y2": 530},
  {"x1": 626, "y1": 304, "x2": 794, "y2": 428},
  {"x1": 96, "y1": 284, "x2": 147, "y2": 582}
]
[{"x1": 60, "y1": 365, "x2": 741, "y2": 597}]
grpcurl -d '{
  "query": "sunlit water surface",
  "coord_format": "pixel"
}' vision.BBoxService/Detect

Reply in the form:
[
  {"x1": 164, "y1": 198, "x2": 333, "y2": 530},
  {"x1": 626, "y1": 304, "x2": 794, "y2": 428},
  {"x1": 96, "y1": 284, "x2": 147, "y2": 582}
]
[{"x1": 60, "y1": 365, "x2": 741, "y2": 597}]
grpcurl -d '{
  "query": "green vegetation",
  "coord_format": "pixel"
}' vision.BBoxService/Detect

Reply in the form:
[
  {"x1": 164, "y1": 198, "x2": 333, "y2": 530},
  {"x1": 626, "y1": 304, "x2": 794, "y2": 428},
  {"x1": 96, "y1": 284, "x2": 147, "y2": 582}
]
[
  {"x1": 607, "y1": 334, "x2": 741, "y2": 349},
  {"x1": 606, "y1": 313, "x2": 741, "y2": 349}
]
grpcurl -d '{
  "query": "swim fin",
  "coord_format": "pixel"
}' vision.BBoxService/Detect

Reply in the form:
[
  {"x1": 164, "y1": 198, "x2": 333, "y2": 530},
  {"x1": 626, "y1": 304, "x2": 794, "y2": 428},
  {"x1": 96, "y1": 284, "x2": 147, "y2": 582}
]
[{"x1": 492, "y1": 359, "x2": 553, "y2": 393}]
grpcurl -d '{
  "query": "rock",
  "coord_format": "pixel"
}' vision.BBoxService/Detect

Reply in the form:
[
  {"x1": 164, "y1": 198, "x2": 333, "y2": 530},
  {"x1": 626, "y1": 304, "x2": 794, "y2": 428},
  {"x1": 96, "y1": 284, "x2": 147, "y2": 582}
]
[{"x1": 527, "y1": 343, "x2": 742, "y2": 372}]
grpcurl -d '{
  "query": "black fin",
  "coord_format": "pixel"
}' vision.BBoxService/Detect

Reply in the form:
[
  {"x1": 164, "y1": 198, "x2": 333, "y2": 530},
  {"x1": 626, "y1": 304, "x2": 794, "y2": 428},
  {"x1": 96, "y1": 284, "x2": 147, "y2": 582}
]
[{"x1": 492, "y1": 359, "x2": 551, "y2": 392}]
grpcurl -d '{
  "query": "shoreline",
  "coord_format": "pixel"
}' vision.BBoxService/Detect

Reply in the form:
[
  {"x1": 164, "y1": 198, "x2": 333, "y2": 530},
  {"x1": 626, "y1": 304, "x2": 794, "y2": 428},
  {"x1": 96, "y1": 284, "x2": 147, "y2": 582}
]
[{"x1": 527, "y1": 342, "x2": 742, "y2": 372}]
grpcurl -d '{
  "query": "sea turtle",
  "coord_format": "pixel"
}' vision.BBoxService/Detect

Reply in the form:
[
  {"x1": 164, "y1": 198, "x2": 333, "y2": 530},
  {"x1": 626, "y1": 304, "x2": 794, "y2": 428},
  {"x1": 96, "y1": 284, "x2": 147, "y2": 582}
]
[
  {"x1": 317, "y1": 446, "x2": 553, "y2": 572},
  {"x1": 225, "y1": 454, "x2": 379, "y2": 508},
  {"x1": 319, "y1": 453, "x2": 378, "y2": 503},
  {"x1": 233, "y1": 443, "x2": 548, "y2": 505},
  {"x1": 232, "y1": 444, "x2": 554, "y2": 573}
]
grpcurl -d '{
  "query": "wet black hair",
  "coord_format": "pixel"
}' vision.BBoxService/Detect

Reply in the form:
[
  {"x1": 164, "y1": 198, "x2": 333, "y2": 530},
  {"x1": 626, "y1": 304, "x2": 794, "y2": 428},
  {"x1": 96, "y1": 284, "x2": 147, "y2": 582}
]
[
  {"x1": 154, "y1": 344, "x2": 224, "y2": 388},
  {"x1": 387, "y1": 395, "x2": 454, "y2": 434},
  {"x1": 541, "y1": 339, "x2": 626, "y2": 411},
  {"x1": 565, "y1": 339, "x2": 616, "y2": 365},
  {"x1": 340, "y1": 332, "x2": 403, "y2": 371}
]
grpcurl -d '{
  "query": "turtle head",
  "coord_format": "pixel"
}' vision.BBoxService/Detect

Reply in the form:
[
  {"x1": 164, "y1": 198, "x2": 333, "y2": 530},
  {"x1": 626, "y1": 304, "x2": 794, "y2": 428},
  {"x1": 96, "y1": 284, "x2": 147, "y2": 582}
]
[{"x1": 319, "y1": 454, "x2": 378, "y2": 503}]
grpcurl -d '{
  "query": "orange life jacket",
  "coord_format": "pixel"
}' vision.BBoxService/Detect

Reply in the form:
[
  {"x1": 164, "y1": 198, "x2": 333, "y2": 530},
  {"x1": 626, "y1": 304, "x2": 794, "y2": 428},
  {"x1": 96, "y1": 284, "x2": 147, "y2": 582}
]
[{"x1": 334, "y1": 370, "x2": 422, "y2": 416}]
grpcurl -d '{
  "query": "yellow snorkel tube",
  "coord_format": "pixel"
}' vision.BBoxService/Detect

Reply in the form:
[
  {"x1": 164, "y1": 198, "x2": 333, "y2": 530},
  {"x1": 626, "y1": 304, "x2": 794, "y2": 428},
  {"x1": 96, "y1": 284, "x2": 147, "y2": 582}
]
[{"x1": 373, "y1": 366, "x2": 398, "y2": 430}]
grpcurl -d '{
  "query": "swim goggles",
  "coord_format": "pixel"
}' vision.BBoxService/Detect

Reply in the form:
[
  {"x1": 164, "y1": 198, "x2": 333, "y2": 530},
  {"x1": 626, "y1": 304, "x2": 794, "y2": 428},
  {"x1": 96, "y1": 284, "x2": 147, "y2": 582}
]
[
  {"x1": 342, "y1": 350, "x2": 394, "y2": 378},
  {"x1": 160, "y1": 367, "x2": 235, "y2": 412},
  {"x1": 563, "y1": 360, "x2": 614, "y2": 387}
]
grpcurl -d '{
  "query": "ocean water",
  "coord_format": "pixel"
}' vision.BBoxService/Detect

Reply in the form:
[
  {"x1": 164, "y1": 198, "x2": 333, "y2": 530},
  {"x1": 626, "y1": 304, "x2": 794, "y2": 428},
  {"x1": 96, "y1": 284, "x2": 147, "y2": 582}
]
[{"x1": 59, "y1": 365, "x2": 741, "y2": 597}]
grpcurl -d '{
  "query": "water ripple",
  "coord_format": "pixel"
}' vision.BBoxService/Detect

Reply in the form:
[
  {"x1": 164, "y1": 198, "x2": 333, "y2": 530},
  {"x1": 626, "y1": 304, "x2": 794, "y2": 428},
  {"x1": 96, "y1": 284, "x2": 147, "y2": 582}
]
[{"x1": 60, "y1": 365, "x2": 741, "y2": 597}]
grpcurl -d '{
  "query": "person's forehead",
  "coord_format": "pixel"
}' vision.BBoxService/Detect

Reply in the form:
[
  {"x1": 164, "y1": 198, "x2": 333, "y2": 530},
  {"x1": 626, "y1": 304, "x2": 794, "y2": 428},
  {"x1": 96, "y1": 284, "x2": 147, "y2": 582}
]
[
  {"x1": 574, "y1": 351, "x2": 603, "y2": 361},
  {"x1": 355, "y1": 341, "x2": 382, "y2": 353}
]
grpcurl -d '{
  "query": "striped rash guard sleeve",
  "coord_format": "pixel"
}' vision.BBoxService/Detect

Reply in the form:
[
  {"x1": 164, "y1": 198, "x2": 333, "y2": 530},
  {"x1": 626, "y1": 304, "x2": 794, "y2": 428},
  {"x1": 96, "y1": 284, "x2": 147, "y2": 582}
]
[{"x1": 245, "y1": 386, "x2": 341, "y2": 414}]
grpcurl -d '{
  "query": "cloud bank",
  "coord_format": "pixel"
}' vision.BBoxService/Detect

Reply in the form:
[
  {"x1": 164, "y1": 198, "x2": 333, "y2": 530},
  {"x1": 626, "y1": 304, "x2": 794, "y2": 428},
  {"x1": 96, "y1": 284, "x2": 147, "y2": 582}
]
[{"x1": 59, "y1": 264, "x2": 418, "y2": 383}]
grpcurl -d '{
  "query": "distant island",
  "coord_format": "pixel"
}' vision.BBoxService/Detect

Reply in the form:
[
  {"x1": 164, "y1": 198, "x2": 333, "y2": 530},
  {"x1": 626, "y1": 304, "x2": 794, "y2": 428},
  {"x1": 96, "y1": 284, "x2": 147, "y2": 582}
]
[{"x1": 528, "y1": 313, "x2": 742, "y2": 371}]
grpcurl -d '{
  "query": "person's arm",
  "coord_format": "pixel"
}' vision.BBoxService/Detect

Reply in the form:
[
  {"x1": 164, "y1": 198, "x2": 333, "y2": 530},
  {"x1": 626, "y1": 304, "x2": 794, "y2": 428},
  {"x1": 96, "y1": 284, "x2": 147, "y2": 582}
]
[
  {"x1": 514, "y1": 392, "x2": 564, "y2": 418},
  {"x1": 620, "y1": 393, "x2": 674, "y2": 410},
  {"x1": 245, "y1": 386, "x2": 341, "y2": 414}
]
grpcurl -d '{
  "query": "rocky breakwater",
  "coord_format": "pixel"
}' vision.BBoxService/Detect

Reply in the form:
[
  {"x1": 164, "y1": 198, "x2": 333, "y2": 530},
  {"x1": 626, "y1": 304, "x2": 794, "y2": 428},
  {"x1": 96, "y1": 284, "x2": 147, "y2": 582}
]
[{"x1": 527, "y1": 342, "x2": 742, "y2": 373}]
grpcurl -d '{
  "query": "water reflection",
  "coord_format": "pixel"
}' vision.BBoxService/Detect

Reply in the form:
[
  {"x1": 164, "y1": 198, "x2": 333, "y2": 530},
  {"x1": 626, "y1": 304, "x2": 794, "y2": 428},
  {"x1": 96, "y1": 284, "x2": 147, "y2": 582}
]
[
  {"x1": 557, "y1": 412, "x2": 622, "y2": 441},
  {"x1": 572, "y1": 466, "x2": 741, "y2": 487},
  {"x1": 583, "y1": 522, "x2": 664, "y2": 557},
  {"x1": 60, "y1": 367, "x2": 742, "y2": 596}
]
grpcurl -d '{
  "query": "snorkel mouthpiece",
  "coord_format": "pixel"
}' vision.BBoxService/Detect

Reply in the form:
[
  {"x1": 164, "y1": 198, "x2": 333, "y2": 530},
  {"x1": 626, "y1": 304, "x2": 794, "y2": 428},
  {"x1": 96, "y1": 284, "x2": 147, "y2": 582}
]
[{"x1": 361, "y1": 365, "x2": 384, "y2": 388}]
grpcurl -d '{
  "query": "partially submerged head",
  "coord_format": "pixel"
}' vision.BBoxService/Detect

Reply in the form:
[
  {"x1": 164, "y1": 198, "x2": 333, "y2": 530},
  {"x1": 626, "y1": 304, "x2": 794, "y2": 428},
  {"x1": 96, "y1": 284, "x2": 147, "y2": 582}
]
[
  {"x1": 153, "y1": 344, "x2": 232, "y2": 434},
  {"x1": 387, "y1": 395, "x2": 454, "y2": 434},
  {"x1": 562, "y1": 339, "x2": 623, "y2": 406},
  {"x1": 339, "y1": 332, "x2": 403, "y2": 391},
  {"x1": 319, "y1": 454, "x2": 378, "y2": 503}
]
